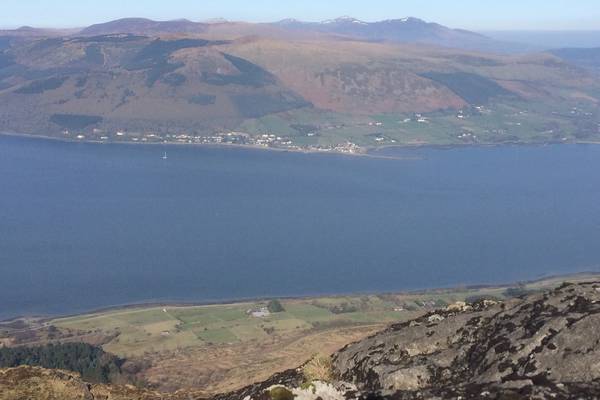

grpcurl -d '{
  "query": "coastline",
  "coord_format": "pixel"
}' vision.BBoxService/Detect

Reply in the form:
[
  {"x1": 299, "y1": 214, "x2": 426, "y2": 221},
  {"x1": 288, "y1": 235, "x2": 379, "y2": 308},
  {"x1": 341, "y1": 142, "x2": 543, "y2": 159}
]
[
  {"x1": 5, "y1": 130, "x2": 599, "y2": 160},
  {"x1": 0, "y1": 130, "x2": 414, "y2": 161},
  {"x1": 6, "y1": 270, "x2": 600, "y2": 324},
  {"x1": 367, "y1": 138, "x2": 600, "y2": 154}
]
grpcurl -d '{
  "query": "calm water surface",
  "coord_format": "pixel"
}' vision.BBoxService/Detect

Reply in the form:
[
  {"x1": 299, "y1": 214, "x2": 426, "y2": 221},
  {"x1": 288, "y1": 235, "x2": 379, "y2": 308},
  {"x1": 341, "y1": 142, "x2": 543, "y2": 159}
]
[{"x1": 1, "y1": 136, "x2": 600, "y2": 319}]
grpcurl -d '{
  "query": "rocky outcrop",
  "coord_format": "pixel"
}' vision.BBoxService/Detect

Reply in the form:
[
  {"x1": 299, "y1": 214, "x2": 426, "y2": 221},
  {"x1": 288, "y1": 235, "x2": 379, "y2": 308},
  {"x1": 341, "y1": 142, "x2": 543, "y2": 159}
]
[
  {"x1": 0, "y1": 365, "x2": 196, "y2": 400},
  {"x1": 206, "y1": 281, "x2": 600, "y2": 399},
  {"x1": 333, "y1": 281, "x2": 600, "y2": 399}
]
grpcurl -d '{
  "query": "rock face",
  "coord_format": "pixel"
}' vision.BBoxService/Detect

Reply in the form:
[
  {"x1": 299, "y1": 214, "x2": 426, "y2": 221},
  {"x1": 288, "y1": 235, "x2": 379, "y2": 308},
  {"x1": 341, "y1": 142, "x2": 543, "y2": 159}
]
[{"x1": 333, "y1": 281, "x2": 600, "y2": 399}]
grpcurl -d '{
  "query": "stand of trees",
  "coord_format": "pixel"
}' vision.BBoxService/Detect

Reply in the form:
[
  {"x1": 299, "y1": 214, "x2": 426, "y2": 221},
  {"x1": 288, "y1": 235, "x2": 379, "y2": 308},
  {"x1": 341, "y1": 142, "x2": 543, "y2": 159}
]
[
  {"x1": 0, "y1": 342, "x2": 124, "y2": 383},
  {"x1": 267, "y1": 299, "x2": 285, "y2": 313}
]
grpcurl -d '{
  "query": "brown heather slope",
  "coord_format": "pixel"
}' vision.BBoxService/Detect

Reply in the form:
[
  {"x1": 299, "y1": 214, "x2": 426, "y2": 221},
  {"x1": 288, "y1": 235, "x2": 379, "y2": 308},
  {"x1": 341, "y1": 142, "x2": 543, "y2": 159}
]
[
  {"x1": 226, "y1": 39, "x2": 466, "y2": 114},
  {"x1": 0, "y1": 366, "x2": 191, "y2": 400},
  {"x1": 140, "y1": 324, "x2": 383, "y2": 395},
  {"x1": 0, "y1": 35, "x2": 309, "y2": 136},
  {"x1": 226, "y1": 38, "x2": 594, "y2": 115}
]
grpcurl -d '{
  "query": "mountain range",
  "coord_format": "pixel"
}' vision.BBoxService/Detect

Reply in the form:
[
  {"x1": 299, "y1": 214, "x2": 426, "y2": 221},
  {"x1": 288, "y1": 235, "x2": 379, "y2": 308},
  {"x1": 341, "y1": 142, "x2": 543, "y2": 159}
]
[
  {"x1": 1, "y1": 16, "x2": 541, "y2": 53},
  {"x1": 81, "y1": 18, "x2": 209, "y2": 36},
  {"x1": 0, "y1": 17, "x2": 599, "y2": 148}
]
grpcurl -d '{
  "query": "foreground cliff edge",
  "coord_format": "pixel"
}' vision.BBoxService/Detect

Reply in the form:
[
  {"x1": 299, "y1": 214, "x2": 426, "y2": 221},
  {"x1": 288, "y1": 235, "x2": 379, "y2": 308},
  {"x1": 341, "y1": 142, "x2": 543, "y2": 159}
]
[{"x1": 2, "y1": 281, "x2": 600, "y2": 400}]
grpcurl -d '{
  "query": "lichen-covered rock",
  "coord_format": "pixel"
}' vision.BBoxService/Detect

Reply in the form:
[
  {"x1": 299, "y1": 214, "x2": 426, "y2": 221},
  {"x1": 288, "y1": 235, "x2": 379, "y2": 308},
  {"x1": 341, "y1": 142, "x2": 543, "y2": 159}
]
[
  {"x1": 332, "y1": 281, "x2": 600, "y2": 399},
  {"x1": 292, "y1": 381, "x2": 357, "y2": 400}
]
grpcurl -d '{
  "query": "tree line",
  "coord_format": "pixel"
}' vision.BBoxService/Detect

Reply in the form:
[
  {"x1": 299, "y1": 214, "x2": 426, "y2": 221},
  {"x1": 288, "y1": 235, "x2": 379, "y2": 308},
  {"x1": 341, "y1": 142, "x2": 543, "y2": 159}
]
[{"x1": 0, "y1": 342, "x2": 124, "y2": 383}]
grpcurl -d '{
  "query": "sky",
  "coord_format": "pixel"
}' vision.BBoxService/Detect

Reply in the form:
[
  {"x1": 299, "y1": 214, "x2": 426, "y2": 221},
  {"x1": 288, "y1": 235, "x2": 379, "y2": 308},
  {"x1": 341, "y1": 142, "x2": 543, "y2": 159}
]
[{"x1": 1, "y1": 0, "x2": 600, "y2": 31}]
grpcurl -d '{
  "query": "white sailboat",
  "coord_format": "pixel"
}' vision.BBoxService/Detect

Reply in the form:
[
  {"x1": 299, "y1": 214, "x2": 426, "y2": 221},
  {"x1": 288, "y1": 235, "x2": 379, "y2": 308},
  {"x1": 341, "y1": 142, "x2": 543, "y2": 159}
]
[{"x1": 162, "y1": 151, "x2": 168, "y2": 160}]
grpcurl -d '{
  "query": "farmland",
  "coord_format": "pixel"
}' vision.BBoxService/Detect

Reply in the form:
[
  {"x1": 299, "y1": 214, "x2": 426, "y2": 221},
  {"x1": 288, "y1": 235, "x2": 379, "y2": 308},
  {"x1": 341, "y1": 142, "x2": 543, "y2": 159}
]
[{"x1": 29, "y1": 272, "x2": 597, "y2": 393}]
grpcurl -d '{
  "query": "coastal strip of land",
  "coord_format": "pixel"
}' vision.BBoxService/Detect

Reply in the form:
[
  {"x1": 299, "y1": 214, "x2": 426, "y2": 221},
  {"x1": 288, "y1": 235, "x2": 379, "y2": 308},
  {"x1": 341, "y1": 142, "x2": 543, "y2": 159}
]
[
  {"x1": 1, "y1": 272, "x2": 599, "y2": 394},
  {"x1": 0, "y1": 130, "x2": 422, "y2": 161}
]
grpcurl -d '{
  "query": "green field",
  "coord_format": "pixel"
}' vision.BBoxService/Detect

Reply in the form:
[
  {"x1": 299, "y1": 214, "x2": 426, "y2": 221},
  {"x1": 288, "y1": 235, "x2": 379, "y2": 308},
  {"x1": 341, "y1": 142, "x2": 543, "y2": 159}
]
[
  {"x1": 53, "y1": 299, "x2": 406, "y2": 356},
  {"x1": 50, "y1": 273, "x2": 600, "y2": 358},
  {"x1": 238, "y1": 98, "x2": 600, "y2": 150}
]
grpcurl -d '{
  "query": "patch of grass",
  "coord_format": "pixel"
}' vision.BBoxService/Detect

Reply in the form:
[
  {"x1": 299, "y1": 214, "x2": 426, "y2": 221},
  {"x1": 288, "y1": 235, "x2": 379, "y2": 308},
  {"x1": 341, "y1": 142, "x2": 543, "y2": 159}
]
[
  {"x1": 142, "y1": 320, "x2": 179, "y2": 335},
  {"x1": 229, "y1": 324, "x2": 268, "y2": 341},
  {"x1": 302, "y1": 354, "x2": 334, "y2": 383},
  {"x1": 171, "y1": 308, "x2": 222, "y2": 325},
  {"x1": 112, "y1": 310, "x2": 174, "y2": 325},
  {"x1": 209, "y1": 307, "x2": 247, "y2": 322},
  {"x1": 269, "y1": 387, "x2": 295, "y2": 400},
  {"x1": 196, "y1": 327, "x2": 238, "y2": 344},
  {"x1": 284, "y1": 304, "x2": 333, "y2": 321}
]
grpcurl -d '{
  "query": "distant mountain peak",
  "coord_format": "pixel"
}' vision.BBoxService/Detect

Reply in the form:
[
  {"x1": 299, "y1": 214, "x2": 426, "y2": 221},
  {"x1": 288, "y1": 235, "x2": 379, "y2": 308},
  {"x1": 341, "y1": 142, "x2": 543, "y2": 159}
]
[
  {"x1": 392, "y1": 17, "x2": 425, "y2": 23},
  {"x1": 202, "y1": 17, "x2": 229, "y2": 24},
  {"x1": 322, "y1": 16, "x2": 367, "y2": 25},
  {"x1": 266, "y1": 16, "x2": 509, "y2": 52},
  {"x1": 318, "y1": 16, "x2": 428, "y2": 26},
  {"x1": 80, "y1": 17, "x2": 207, "y2": 36},
  {"x1": 275, "y1": 18, "x2": 302, "y2": 25}
]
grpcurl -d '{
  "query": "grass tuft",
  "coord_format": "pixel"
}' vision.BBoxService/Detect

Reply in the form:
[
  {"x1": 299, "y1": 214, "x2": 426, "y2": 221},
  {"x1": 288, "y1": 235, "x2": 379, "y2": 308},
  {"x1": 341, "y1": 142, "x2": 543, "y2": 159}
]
[{"x1": 302, "y1": 354, "x2": 334, "y2": 383}]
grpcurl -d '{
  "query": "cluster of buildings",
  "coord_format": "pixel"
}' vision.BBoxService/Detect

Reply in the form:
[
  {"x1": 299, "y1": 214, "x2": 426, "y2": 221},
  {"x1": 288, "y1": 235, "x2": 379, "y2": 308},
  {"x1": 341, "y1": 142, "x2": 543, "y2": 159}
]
[
  {"x1": 398, "y1": 114, "x2": 429, "y2": 124},
  {"x1": 305, "y1": 141, "x2": 362, "y2": 154},
  {"x1": 253, "y1": 133, "x2": 293, "y2": 147},
  {"x1": 63, "y1": 126, "x2": 368, "y2": 154},
  {"x1": 457, "y1": 131, "x2": 478, "y2": 141}
]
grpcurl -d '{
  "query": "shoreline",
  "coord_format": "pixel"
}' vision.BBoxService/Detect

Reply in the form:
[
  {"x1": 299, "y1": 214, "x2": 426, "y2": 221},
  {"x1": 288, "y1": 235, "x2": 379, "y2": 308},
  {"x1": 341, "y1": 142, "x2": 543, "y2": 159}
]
[
  {"x1": 4, "y1": 130, "x2": 599, "y2": 160},
  {"x1": 367, "y1": 138, "x2": 600, "y2": 154},
  {"x1": 0, "y1": 130, "x2": 414, "y2": 161},
  {"x1": 6, "y1": 270, "x2": 600, "y2": 324}
]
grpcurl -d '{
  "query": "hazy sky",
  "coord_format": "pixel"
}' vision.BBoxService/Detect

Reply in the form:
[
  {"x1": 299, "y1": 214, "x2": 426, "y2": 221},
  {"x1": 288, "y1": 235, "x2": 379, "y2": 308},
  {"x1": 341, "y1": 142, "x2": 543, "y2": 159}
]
[{"x1": 2, "y1": 0, "x2": 599, "y2": 31}]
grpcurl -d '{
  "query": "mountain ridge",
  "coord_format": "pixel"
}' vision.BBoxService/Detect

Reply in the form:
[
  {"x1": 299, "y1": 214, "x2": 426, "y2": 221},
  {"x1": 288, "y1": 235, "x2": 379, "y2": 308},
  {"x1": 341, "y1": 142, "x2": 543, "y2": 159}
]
[
  {"x1": 1, "y1": 16, "x2": 532, "y2": 53},
  {"x1": 80, "y1": 17, "x2": 209, "y2": 36}
]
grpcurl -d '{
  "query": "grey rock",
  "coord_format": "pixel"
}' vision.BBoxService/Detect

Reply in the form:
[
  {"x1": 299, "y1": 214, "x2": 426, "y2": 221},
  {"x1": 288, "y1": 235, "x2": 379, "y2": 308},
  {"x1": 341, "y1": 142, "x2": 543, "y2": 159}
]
[{"x1": 332, "y1": 281, "x2": 600, "y2": 399}]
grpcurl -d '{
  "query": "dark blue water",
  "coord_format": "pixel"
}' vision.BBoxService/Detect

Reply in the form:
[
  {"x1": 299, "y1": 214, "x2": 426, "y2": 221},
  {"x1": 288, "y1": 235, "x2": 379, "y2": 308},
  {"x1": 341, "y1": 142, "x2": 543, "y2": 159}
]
[{"x1": 1, "y1": 136, "x2": 600, "y2": 319}]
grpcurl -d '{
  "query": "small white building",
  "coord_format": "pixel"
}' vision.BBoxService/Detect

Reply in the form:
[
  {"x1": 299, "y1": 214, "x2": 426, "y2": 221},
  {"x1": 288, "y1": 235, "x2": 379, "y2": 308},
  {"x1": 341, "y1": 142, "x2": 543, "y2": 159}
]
[{"x1": 248, "y1": 306, "x2": 271, "y2": 318}]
